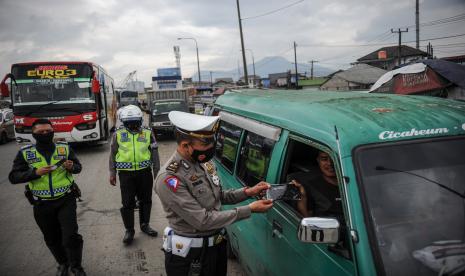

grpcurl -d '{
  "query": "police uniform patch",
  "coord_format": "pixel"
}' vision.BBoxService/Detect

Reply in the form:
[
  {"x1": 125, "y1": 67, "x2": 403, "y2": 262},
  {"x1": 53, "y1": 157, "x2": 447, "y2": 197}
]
[
  {"x1": 120, "y1": 132, "x2": 129, "y2": 142},
  {"x1": 25, "y1": 151, "x2": 36, "y2": 160},
  {"x1": 189, "y1": 174, "x2": 199, "y2": 181},
  {"x1": 165, "y1": 176, "x2": 180, "y2": 192},
  {"x1": 57, "y1": 146, "x2": 66, "y2": 156},
  {"x1": 137, "y1": 132, "x2": 146, "y2": 142},
  {"x1": 180, "y1": 160, "x2": 190, "y2": 170}
]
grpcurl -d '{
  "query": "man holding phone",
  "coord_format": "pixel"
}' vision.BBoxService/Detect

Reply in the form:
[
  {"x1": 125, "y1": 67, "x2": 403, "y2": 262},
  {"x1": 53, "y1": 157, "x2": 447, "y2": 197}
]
[{"x1": 9, "y1": 119, "x2": 86, "y2": 276}]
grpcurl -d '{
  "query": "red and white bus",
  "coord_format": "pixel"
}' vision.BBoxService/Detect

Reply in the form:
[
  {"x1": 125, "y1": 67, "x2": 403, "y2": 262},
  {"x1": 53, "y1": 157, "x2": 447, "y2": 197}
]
[{"x1": 0, "y1": 62, "x2": 117, "y2": 144}]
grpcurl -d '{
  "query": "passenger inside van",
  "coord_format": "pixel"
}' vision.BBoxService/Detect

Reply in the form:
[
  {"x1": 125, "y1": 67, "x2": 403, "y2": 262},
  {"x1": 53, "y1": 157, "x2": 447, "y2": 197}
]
[{"x1": 289, "y1": 151, "x2": 343, "y2": 220}]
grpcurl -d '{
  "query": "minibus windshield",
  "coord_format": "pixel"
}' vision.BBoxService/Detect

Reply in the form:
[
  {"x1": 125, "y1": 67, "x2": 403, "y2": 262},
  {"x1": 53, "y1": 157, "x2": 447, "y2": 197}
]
[{"x1": 356, "y1": 137, "x2": 465, "y2": 276}]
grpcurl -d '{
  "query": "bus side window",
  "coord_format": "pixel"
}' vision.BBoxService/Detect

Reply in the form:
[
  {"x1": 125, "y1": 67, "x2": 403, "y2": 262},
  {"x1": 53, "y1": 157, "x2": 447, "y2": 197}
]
[
  {"x1": 237, "y1": 132, "x2": 275, "y2": 187},
  {"x1": 214, "y1": 121, "x2": 242, "y2": 173}
]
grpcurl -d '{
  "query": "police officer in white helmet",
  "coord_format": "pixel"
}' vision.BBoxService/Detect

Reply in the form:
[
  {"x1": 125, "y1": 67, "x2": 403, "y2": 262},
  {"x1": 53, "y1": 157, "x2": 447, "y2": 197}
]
[{"x1": 109, "y1": 105, "x2": 160, "y2": 244}]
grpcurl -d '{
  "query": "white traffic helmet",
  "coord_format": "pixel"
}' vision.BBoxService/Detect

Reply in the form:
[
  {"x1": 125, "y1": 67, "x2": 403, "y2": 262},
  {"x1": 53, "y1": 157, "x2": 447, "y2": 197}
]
[{"x1": 119, "y1": 105, "x2": 143, "y2": 122}]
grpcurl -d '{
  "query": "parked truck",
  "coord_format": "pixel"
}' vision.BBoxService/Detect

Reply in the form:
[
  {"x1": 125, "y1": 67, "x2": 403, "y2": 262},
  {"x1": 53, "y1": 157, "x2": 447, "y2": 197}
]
[{"x1": 146, "y1": 89, "x2": 189, "y2": 136}]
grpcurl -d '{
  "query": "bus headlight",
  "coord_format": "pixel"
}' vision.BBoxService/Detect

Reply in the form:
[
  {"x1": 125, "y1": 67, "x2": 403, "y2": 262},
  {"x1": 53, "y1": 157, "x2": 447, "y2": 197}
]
[{"x1": 75, "y1": 122, "x2": 96, "y2": 130}]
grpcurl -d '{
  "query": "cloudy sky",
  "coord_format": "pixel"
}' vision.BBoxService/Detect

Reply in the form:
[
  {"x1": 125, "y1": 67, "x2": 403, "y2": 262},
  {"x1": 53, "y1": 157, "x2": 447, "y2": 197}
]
[{"x1": 1, "y1": 0, "x2": 464, "y2": 85}]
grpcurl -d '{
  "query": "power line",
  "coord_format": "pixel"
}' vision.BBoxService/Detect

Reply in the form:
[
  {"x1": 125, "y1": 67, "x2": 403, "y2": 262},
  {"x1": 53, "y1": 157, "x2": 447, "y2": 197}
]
[
  {"x1": 298, "y1": 33, "x2": 465, "y2": 48},
  {"x1": 242, "y1": 0, "x2": 305, "y2": 20},
  {"x1": 403, "y1": 12, "x2": 465, "y2": 28}
]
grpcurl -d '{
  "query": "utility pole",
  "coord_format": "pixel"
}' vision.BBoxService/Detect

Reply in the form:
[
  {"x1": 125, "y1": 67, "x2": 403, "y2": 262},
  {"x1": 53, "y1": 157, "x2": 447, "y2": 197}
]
[
  {"x1": 236, "y1": 0, "x2": 248, "y2": 85},
  {"x1": 308, "y1": 60, "x2": 319, "y2": 80},
  {"x1": 210, "y1": 71, "x2": 213, "y2": 87},
  {"x1": 416, "y1": 0, "x2": 420, "y2": 49},
  {"x1": 391, "y1": 28, "x2": 408, "y2": 66},
  {"x1": 293, "y1": 41, "x2": 298, "y2": 89}
]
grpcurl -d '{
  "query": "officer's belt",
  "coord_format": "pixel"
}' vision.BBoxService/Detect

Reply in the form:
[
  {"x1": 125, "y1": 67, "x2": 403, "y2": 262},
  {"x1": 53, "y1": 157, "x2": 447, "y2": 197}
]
[{"x1": 174, "y1": 229, "x2": 226, "y2": 248}]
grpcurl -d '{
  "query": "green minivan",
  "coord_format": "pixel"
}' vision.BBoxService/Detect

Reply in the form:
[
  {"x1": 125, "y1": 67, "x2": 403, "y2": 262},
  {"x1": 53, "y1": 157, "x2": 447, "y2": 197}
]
[{"x1": 212, "y1": 89, "x2": 465, "y2": 276}]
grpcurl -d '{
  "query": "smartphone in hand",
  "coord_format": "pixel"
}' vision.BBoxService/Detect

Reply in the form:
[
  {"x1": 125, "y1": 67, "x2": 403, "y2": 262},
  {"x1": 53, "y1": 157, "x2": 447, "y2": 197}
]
[{"x1": 265, "y1": 183, "x2": 302, "y2": 201}]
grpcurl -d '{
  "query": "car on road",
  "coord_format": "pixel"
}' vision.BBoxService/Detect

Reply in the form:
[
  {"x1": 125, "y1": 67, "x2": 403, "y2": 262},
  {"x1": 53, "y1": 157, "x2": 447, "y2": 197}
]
[
  {"x1": 212, "y1": 89, "x2": 465, "y2": 276},
  {"x1": 0, "y1": 108, "x2": 14, "y2": 144}
]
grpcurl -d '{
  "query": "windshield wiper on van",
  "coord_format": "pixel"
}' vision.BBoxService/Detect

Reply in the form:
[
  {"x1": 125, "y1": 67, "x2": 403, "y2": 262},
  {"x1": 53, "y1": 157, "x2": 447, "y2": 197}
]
[
  {"x1": 25, "y1": 100, "x2": 63, "y2": 116},
  {"x1": 375, "y1": 166, "x2": 465, "y2": 199}
]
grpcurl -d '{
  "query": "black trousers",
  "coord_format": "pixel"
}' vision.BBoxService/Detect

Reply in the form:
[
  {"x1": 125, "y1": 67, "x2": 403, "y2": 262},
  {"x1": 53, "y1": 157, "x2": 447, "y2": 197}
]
[
  {"x1": 164, "y1": 239, "x2": 227, "y2": 276},
  {"x1": 118, "y1": 168, "x2": 153, "y2": 227},
  {"x1": 33, "y1": 193, "x2": 83, "y2": 269}
]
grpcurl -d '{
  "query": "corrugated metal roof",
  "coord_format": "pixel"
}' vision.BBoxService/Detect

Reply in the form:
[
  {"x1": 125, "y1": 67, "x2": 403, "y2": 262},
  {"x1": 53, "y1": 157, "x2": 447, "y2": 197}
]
[
  {"x1": 358, "y1": 45, "x2": 428, "y2": 61},
  {"x1": 336, "y1": 64, "x2": 387, "y2": 84}
]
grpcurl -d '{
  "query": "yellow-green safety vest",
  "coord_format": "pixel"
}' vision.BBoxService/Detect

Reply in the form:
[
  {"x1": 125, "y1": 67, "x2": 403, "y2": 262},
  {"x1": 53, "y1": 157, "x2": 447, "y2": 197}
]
[
  {"x1": 115, "y1": 128, "x2": 152, "y2": 171},
  {"x1": 21, "y1": 142, "x2": 74, "y2": 199}
]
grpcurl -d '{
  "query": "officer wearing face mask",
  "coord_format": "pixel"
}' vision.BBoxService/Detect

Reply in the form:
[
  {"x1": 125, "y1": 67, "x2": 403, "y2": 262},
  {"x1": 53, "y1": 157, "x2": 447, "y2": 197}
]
[
  {"x1": 109, "y1": 105, "x2": 160, "y2": 244},
  {"x1": 155, "y1": 111, "x2": 273, "y2": 276},
  {"x1": 9, "y1": 119, "x2": 86, "y2": 276}
]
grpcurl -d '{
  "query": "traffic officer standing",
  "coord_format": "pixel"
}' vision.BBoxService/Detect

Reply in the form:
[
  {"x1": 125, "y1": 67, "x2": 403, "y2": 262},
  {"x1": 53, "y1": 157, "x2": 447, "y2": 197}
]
[
  {"x1": 9, "y1": 119, "x2": 86, "y2": 276},
  {"x1": 109, "y1": 105, "x2": 160, "y2": 244},
  {"x1": 156, "y1": 111, "x2": 274, "y2": 276}
]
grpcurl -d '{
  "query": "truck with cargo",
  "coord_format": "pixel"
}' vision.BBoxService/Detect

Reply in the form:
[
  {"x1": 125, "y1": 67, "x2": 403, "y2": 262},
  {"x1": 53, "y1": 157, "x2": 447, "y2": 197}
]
[{"x1": 146, "y1": 89, "x2": 189, "y2": 135}]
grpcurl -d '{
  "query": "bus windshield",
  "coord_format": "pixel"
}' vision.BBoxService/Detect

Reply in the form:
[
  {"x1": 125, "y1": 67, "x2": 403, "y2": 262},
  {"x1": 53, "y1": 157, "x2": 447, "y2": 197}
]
[
  {"x1": 11, "y1": 63, "x2": 94, "y2": 105},
  {"x1": 356, "y1": 137, "x2": 465, "y2": 276}
]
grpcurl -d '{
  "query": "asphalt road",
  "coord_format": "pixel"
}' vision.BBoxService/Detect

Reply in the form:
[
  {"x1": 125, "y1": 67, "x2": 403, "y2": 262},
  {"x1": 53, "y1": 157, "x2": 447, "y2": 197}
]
[{"x1": 0, "y1": 137, "x2": 244, "y2": 276}]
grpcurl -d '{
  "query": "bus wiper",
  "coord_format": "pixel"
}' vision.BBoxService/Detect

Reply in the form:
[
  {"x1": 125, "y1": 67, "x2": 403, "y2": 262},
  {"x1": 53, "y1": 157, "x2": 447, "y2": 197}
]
[
  {"x1": 375, "y1": 166, "x2": 465, "y2": 199},
  {"x1": 25, "y1": 101, "x2": 63, "y2": 116}
]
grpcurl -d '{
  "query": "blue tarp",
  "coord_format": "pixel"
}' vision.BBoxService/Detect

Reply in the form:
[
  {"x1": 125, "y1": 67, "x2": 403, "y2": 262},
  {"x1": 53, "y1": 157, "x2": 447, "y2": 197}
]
[{"x1": 422, "y1": 59, "x2": 465, "y2": 89}]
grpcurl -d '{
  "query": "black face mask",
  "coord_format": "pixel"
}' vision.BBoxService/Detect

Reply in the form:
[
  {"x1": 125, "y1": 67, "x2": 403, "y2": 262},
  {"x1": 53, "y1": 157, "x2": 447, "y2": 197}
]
[
  {"x1": 191, "y1": 146, "x2": 215, "y2": 163},
  {"x1": 124, "y1": 121, "x2": 142, "y2": 132},
  {"x1": 32, "y1": 132, "x2": 54, "y2": 145}
]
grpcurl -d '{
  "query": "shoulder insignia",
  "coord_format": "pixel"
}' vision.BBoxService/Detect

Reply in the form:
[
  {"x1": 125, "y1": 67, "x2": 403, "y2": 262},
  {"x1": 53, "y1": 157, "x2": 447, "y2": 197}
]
[
  {"x1": 180, "y1": 160, "x2": 190, "y2": 170},
  {"x1": 164, "y1": 176, "x2": 180, "y2": 192},
  {"x1": 166, "y1": 161, "x2": 179, "y2": 173}
]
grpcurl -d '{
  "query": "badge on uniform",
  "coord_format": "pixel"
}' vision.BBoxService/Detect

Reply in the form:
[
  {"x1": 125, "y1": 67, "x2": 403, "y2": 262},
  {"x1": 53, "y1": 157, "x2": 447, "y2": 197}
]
[
  {"x1": 204, "y1": 161, "x2": 214, "y2": 175},
  {"x1": 212, "y1": 175, "x2": 220, "y2": 186},
  {"x1": 26, "y1": 151, "x2": 36, "y2": 160},
  {"x1": 120, "y1": 132, "x2": 129, "y2": 142},
  {"x1": 137, "y1": 132, "x2": 146, "y2": 142},
  {"x1": 180, "y1": 160, "x2": 190, "y2": 170},
  {"x1": 57, "y1": 146, "x2": 66, "y2": 156},
  {"x1": 165, "y1": 176, "x2": 180, "y2": 192}
]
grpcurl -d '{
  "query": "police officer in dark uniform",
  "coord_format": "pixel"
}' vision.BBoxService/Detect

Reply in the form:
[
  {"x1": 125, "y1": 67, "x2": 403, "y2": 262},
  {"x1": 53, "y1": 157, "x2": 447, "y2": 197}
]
[
  {"x1": 155, "y1": 111, "x2": 274, "y2": 276},
  {"x1": 109, "y1": 105, "x2": 160, "y2": 244},
  {"x1": 9, "y1": 119, "x2": 86, "y2": 276}
]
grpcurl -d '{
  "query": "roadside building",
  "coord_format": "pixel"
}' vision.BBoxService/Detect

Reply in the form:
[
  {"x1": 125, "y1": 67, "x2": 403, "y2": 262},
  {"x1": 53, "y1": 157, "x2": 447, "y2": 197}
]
[
  {"x1": 268, "y1": 71, "x2": 305, "y2": 88},
  {"x1": 212, "y1": 78, "x2": 235, "y2": 89},
  {"x1": 239, "y1": 75, "x2": 261, "y2": 87},
  {"x1": 441, "y1": 55, "x2": 465, "y2": 65},
  {"x1": 357, "y1": 45, "x2": 428, "y2": 70},
  {"x1": 299, "y1": 77, "x2": 328, "y2": 88},
  {"x1": 320, "y1": 64, "x2": 387, "y2": 91}
]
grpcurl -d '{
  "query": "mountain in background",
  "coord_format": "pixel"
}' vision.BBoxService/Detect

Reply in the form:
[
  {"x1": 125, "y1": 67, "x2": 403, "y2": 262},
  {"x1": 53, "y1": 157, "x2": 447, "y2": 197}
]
[{"x1": 192, "y1": 56, "x2": 336, "y2": 81}]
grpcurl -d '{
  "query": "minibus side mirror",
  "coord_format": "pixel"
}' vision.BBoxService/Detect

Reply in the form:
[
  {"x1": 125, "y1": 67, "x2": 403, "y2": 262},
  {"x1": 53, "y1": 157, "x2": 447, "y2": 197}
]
[
  {"x1": 298, "y1": 217, "x2": 340, "y2": 244},
  {"x1": 91, "y1": 78, "x2": 101, "y2": 94},
  {"x1": 1, "y1": 74, "x2": 11, "y2": 97}
]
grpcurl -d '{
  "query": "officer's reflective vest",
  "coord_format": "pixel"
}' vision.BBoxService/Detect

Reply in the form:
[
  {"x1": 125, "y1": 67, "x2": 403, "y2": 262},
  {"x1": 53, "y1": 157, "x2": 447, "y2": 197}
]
[
  {"x1": 115, "y1": 128, "x2": 152, "y2": 171},
  {"x1": 21, "y1": 142, "x2": 73, "y2": 199}
]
